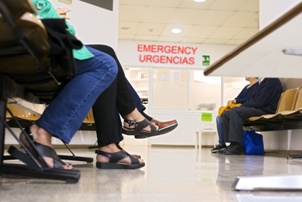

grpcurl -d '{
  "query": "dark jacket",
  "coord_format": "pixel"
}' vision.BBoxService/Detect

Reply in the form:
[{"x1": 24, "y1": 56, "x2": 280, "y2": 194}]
[
  {"x1": 235, "y1": 83, "x2": 258, "y2": 104},
  {"x1": 241, "y1": 78, "x2": 283, "y2": 114}
]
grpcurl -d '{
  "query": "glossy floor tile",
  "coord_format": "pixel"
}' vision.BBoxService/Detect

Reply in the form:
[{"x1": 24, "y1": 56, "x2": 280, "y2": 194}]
[{"x1": 1, "y1": 146, "x2": 302, "y2": 202}]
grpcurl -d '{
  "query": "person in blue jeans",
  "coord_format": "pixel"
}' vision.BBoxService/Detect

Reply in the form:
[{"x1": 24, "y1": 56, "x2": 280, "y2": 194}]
[
  {"x1": 19, "y1": 1, "x2": 177, "y2": 170},
  {"x1": 211, "y1": 77, "x2": 258, "y2": 153},
  {"x1": 18, "y1": 0, "x2": 160, "y2": 169}
]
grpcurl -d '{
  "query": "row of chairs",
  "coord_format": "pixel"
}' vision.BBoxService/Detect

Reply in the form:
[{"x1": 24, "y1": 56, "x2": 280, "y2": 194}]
[{"x1": 245, "y1": 87, "x2": 302, "y2": 124}]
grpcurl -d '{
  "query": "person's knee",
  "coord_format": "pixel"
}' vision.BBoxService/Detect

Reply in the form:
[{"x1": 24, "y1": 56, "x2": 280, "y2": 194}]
[
  {"x1": 94, "y1": 53, "x2": 118, "y2": 82},
  {"x1": 222, "y1": 110, "x2": 230, "y2": 119},
  {"x1": 230, "y1": 107, "x2": 243, "y2": 117}
]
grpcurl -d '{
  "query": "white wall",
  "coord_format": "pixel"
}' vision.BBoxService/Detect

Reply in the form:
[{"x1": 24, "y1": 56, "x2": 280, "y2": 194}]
[
  {"x1": 50, "y1": 0, "x2": 119, "y2": 48},
  {"x1": 259, "y1": 0, "x2": 302, "y2": 30},
  {"x1": 117, "y1": 40, "x2": 239, "y2": 146},
  {"x1": 259, "y1": 0, "x2": 302, "y2": 151}
]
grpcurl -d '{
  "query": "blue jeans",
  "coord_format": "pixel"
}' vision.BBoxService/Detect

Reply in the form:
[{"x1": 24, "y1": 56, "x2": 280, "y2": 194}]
[
  {"x1": 36, "y1": 46, "x2": 118, "y2": 143},
  {"x1": 216, "y1": 116, "x2": 225, "y2": 145}
]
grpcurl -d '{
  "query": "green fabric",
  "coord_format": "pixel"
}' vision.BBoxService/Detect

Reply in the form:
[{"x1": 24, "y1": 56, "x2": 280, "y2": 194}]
[{"x1": 31, "y1": 0, "x2": 93, "y2": 60}]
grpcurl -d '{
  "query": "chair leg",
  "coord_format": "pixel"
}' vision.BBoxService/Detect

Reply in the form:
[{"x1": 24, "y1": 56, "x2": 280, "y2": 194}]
[
  {"x1": 88, "y1": 140, "x2": 98, "y2": 149},
  {"x1": 0, "y1": 98, "x2": 6, "y2": 165},
  {"x1": 59, "y1": 142, "x2": 93, "y2": 163}
]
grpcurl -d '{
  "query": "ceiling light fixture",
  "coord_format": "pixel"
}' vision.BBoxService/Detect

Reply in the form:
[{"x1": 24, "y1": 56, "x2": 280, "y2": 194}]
[
  {"x1": 194, "y1": 0, "x2": 206, "y2": 2},
  {"x1": 171, "y1": 28, "x2": 182, "y2": 34}
]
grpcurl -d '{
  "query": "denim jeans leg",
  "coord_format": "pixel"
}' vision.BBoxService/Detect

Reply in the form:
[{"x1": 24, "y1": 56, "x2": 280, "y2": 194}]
[
  {"x1": 36, "y1": 47, "x2": 118, "y2": 143},
  {"x1": 216, "y1": 116, "x2": 225, "y2": 144}
]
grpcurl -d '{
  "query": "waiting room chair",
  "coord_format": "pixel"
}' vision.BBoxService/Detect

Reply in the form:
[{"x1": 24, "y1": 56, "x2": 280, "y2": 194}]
[
  {"x1": 280, "y1": 87, "x2": 302, "y2": 118},
  {"x1": 247, "y1": 87, "x2": 299, "y2": 122}
]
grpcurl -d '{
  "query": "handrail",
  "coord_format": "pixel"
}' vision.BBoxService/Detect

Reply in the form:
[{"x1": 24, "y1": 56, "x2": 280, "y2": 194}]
[{"x1": 203, "y1": 1, "x2": 302, "y2": 76}]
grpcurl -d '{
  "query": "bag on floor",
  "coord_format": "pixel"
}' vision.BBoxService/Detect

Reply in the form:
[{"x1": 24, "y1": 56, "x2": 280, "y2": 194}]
[{"x1": 242, "y1": 130, "x2": 264, "y2": 155}]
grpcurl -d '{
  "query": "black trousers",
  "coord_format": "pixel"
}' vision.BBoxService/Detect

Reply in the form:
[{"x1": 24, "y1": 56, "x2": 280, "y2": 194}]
[
  {"x1": 222, "y1": 107, "x2": 266, "y2": 144},
  {"x1": 88, "y1": 45, "x2": 136, "y2": 147}
]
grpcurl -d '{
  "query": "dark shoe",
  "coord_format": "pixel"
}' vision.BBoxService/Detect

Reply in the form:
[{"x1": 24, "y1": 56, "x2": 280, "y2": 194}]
[
  {"x1": 211, "y1": 144, "x2": 226, "y2": 153},
  {"x1": 19, "y1": 127, "x2": 71, "y2": 169},
  {"x1": 122, "y1": 118, "x2": 159, "y2": 139},
  {"x1": 95, "y1": 150, "x2": 145, "y2": 169},
  {"x1": 223, "y1": 144, "x2": 244, "y2": 155}
]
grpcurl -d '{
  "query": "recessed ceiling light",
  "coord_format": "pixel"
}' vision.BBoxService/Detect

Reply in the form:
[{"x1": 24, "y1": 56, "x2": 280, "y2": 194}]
[
  {"x1": 171, "y1": 28, "x2": 182, "y2": 34},
  {"x1": 194, "y1": 0, "x2": 206, "y2": 2}
]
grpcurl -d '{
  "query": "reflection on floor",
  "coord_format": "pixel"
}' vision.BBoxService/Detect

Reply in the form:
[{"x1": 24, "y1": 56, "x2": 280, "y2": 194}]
[{"x1": 1, "y1": 146, "x2": 302, "y2": 201}]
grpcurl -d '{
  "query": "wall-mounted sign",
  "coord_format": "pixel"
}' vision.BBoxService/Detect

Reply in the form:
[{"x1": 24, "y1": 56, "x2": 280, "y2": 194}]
[
  {"x1": 202, "y1": 55, "x2": 210, "y2": 66},
  {"x1": 201, "y1": 112, "x2": 213, "y2": 122},
  {"x1": 118, "y1": 41, "x2": 235, "y2": 69},
  {"x1": 137, "y1": 43, "x2": 198, "y2": 66}
]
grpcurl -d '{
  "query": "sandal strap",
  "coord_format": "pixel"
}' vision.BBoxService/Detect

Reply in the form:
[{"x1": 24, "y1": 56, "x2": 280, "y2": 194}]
[
  {"x1": 20, "y1": 127, "x2": 67, "y2": 169},
  {"x1": 34, "y1": 142, "x2": 65, "y2": 169},
  {"x1": 124, "y1": 119, "x2": 157, "y2": 133},
  {"x1": 95, "y1": 150, "x2": 139, "y2": 164},
  {"x1": 127, "y1": 154, "x2": 139, "y2": 164}
]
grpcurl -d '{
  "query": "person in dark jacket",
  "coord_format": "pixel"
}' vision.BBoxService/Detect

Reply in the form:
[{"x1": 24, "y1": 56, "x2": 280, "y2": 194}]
[
  {"x1": 221, "y1": 77, "x2": 283, "y2": 155},
  {"x1": 211, "y1": 77, "x2": 258, "y2": 153}
]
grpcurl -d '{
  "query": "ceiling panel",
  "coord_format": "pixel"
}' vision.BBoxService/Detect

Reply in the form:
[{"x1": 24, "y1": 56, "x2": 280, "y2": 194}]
[
  {"x1": 194, "y1": 10, "x2": 235, "y2": 26},
  {"x1": 137, "y1": 23, "x2": 167, "y2": 36},
  {"x1": 118, "y1": 0, "x2": 259, "y2": 45},
  {"x1": 186, "y1": 26, "x2": 218, "y2": 38},
  {"x1": 210, "y1": 27, "x2": 244, "y2": 39},
  {"x1": 181, "y1": 37, "x2": 207, "y2": 43},
  {"x1": 224, "y1": 12, "x2": 258, "y2": 27},
  {"x1": 209, "y1": 0, "x2": 246, "y2": 10},
  {"x1": 239, "y1": 0, "x2": 259, "y2": 11},
  {"x1": 234, "y1": 27, "x2": 259, "y2": 39},
  {"x1": 119, "y1": 21, "x2": 139, "y2": 34},
  {"x1": 146, "y1": 0, "x2": 183, "y2": 7},
  {"x1": 135, "y1": 35, "x2": 160, "y2": 41}
]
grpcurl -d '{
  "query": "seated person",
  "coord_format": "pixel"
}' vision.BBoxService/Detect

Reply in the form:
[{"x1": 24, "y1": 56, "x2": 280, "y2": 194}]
[
  {"x1": 211, "y1": 77, "x2": 258, "y2": 153},
  {"x1": 221, "y1": 77, "x2": 283, "y2": 155}
]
